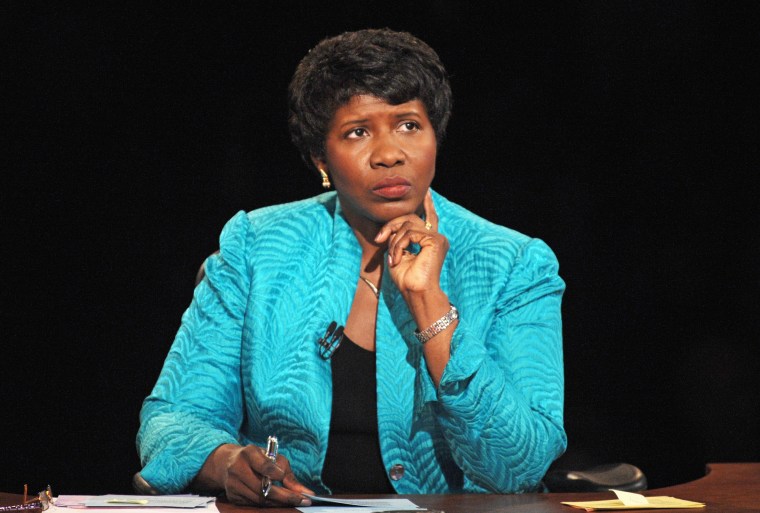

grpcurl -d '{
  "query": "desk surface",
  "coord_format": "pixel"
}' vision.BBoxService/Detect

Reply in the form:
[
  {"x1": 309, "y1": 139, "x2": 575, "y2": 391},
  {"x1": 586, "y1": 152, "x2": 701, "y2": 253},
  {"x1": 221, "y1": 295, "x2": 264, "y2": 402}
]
[
  {"x1": 215, "y1": 463, "x2": 759, "y2": 513},
  {"x1": 1, "y1": 463, "x2": 757, "y2": 513}
]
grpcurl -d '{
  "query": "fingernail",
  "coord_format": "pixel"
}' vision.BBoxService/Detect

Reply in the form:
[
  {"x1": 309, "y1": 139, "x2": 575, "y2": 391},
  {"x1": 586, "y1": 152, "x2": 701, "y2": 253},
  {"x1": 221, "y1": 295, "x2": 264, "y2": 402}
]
[
  {"x1": 288, "y1": 495, "x2": 311, "y2": 507},
  {"x1": 388, "y1": 253, "x2": 393, "y2": 265}
]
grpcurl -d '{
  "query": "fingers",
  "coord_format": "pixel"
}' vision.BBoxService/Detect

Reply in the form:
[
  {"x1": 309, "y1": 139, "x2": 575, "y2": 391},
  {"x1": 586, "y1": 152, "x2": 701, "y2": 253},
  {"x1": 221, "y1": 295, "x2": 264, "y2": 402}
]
[
  {"x1": 371, "y1": 190, "x2": 446, "y2": 271},
  {"x1": 224, "y1": 445, "x2": 311, "y2": 507},
  {"x1": 387, "y1": 222, "x2": 438, "y2": 267},
  {"x1": 283, "y1": 467, "x2": 316, "y2": 496},
  {"x1": 423, "y1": 189, "x2": 439, "y2": 232},
  {"x1": 276, "y1": 455, "x2": 315, "y2": 500},
  {"x1": 223, "y1": 447, "x2": 271, "y2": 505},
  {"x1": 256, "y1": 482, "x2": 311, "y2": 507},
  {"x1": 374, "y1": 215, "x2": 417, "y2": 244},
  {"x1": 374, "y1": 190, "x2": 437, "y2": 244}
]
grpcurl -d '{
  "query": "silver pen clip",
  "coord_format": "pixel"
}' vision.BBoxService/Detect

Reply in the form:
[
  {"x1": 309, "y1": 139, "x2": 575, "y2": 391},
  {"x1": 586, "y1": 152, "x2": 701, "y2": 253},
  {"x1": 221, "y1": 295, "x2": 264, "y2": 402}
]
[{"x1": 261, "y1": 435, "x2": 278, "y2": 498}]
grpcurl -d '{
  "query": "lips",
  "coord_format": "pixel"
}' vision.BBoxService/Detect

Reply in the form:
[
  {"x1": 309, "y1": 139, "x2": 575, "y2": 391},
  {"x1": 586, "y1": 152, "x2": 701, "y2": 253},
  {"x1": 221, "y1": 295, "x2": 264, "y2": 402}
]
[{"x1": 372, "y1": 177, "x2": 412, "y2": 199}]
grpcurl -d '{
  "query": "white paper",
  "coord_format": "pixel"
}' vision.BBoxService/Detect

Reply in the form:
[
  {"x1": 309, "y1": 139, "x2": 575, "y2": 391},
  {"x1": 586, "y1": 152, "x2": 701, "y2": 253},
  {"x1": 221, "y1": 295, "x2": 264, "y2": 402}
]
[
  {"x1": 52, "y1": 496, "x2": 219, "y2": 513},
  {"x1": 298, "y1": 494, "x2": 423, "y2": 512},
  {"x1": 84, "y1": 496, "x2": 214, "y2": 508}
]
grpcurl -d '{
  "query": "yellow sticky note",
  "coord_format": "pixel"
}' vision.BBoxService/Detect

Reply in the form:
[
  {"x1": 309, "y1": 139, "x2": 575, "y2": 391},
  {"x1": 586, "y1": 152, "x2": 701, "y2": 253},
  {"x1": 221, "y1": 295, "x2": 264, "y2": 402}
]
[{"x1": 562, "y1": 489, "x2": 705, "y2": 511}]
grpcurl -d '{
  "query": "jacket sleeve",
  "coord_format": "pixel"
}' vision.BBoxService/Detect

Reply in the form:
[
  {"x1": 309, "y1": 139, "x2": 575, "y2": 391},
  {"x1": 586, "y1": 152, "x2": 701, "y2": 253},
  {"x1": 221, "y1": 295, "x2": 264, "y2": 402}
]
[
  {"x1": 136, "y1": 211, "x2": 254, "y2": 493},
  {"x1": 431, "y1": 237, "x2": 567, "y2": 492}
]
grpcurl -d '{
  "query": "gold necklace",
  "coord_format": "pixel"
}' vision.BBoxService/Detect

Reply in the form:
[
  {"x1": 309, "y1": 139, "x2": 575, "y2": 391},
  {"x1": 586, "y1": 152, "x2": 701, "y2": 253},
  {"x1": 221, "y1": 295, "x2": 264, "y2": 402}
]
[{"x1": 359, "y1": 276, "x2": 379, "y2": 298}]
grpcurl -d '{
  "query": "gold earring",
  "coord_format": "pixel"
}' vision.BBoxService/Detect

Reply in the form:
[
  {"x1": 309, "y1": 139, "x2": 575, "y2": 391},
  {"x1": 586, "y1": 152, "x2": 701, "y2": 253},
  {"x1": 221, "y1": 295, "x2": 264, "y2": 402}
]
[{"x1": 319, "y1": 168, "x2": 331, "y2": 189}]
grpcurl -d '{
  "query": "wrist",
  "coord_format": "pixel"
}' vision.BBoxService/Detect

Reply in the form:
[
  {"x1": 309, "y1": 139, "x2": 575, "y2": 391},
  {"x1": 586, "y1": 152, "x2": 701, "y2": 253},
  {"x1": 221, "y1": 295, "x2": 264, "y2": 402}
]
[
  {"x1": 404, "y1": 289, "x2": 451, "y2": 332},
  {"x1": 193, "y1": 443, "x2": 240, "y2": 494}
]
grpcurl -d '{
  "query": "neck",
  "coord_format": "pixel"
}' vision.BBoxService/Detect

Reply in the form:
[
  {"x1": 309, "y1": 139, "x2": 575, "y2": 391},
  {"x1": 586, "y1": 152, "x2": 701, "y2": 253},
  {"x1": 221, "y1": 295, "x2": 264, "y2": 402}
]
[
  {"x1": 340, "y1": 207, "x2": 385, "y2": 273},
  {"x1": 356, "y1": 231, "x2": 384, "y2": 275}
]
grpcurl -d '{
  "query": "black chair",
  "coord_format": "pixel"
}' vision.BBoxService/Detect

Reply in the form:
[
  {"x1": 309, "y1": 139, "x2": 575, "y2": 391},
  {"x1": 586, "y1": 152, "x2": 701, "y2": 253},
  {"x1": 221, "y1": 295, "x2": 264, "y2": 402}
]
[{"x1": 544, "y1": 462, "x2": 647, "y2": 492}]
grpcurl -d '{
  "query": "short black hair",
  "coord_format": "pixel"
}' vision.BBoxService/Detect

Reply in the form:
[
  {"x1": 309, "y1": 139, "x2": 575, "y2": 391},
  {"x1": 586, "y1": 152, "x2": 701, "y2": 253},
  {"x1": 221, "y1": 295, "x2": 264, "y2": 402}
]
[{"x1": 288, "y1": 28, "x2": 452, "y2": 168}]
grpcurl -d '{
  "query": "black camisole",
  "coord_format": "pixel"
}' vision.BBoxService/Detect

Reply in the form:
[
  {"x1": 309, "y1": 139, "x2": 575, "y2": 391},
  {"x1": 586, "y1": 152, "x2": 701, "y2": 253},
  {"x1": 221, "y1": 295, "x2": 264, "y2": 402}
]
[{"x1": 321, "y1": 334, "x2": 395, "y2": 493}]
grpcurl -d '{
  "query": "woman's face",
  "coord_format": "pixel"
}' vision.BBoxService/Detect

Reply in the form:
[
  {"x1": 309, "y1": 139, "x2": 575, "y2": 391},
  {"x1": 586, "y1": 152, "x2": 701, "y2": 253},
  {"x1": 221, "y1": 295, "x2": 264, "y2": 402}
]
[{"x1": 313, "y1": 95, "x2": 437, "y2": 228}]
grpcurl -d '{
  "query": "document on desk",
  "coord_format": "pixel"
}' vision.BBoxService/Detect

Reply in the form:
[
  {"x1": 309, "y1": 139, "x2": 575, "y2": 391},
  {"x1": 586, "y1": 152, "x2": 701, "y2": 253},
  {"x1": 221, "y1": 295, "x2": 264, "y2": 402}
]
[
  {"x1": 53, "y1": 495, "x2": 218, "y2": 512},
  {"x1": 298, "y1": 494, "x2": 428, "y2": 512},
  {"x1": 54, "y1": 495, "x2": 424, "y2": 513},
  {"x1": 562, "y1": 489, "x2": 705, "y2": 510}
]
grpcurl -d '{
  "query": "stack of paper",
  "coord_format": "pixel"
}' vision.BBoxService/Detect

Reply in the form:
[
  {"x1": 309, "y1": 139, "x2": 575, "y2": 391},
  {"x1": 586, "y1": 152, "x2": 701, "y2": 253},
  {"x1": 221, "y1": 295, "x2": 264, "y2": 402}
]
[
  {"x1": 53, "y1": 495, "x2": 218, "y2": 513},
  {"x1": 562, "y1": 489, "x2": 705, "y2": 511},
  {"x1": 52, "y1": 494, "x2": 432, "y2": 513}
]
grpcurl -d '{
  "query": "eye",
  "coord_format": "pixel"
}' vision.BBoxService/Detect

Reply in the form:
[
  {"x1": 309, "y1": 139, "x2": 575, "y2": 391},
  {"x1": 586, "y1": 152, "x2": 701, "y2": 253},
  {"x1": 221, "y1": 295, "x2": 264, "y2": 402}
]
[
  {"x1": 398, "y1": 121, "x2": 421, "y2": 132},
  {"x1": 345, "y1": 127, "x2": 368, "y2": 139}
]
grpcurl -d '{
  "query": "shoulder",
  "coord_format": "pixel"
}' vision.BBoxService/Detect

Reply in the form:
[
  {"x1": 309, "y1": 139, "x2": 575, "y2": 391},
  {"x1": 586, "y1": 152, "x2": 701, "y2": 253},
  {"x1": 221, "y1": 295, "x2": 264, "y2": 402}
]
[
  {"x1": 434, "y1": 191, "x2": 555, "y2": 267},
  {"x1": 221, "y1": 192, "x2": 337, "y2": 244},
  {"x1": 246, "y1": 192, "x2": 337, "y2": 226},
  {"x1": 434, "y1": 191, "x2": 564, "y2": 306},
  {"x1": 211, "y1": 193, "x2": 336, "y2": 275}
]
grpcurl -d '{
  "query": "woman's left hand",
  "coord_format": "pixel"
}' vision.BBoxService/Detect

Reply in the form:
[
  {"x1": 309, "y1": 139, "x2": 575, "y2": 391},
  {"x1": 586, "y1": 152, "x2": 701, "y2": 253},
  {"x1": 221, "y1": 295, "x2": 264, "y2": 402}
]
[
  {"x1": 376, "y1": 190, "x2": 454, "y2": 384},
  {"x1": 374, "y1": 190, "x2": 448, "y2": 298}
]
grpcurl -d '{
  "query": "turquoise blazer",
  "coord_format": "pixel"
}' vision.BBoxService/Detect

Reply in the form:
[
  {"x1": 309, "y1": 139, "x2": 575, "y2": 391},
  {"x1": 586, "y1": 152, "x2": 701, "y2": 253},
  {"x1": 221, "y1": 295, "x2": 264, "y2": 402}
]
[{"x1": 137, "y1": 190, "x2": 566, "y2": 494}]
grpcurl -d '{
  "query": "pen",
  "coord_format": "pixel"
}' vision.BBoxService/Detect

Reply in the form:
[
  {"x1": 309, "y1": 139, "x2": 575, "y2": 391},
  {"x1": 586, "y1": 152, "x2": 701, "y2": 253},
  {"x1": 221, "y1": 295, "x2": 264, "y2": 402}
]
[{"x1": 260, "y1": 435, "x2": 278, "y2": 498}]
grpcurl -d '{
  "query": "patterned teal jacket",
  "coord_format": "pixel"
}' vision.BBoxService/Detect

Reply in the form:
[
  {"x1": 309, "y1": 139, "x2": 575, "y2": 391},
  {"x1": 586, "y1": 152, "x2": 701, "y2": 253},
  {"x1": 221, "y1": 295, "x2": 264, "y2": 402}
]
[{"x1": 137, "y1": 190, "x2": 566, "y2": 494}]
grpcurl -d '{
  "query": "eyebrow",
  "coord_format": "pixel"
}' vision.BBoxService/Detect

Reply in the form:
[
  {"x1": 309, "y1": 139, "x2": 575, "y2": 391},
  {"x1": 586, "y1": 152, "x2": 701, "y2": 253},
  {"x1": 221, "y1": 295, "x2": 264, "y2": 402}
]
[
  {"x1": 337, "y1": 111, "x2": 423, "y2": 130},
  {"x1": 338, "y1": 118, "x2": 369, "y2": 129},
  {"x1": 393, "y1": 111, "x2": 423, "y2": 119}
]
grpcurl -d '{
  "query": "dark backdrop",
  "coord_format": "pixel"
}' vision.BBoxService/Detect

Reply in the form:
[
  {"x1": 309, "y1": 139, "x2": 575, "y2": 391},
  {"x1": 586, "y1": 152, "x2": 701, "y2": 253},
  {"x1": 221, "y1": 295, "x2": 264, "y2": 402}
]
[{"x1": 4, "y1": 3, "x2": 758, "y2": 495}]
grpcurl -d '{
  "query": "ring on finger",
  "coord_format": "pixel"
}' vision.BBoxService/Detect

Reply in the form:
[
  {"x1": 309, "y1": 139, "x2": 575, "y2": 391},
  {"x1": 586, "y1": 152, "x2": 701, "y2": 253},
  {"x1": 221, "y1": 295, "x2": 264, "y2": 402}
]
[
  {"x1": 424, "y1": 221, "x2": 432, "y2": 231},
  {"x1": 261, "y1": 477, "x2": 271, "y2": 498}
]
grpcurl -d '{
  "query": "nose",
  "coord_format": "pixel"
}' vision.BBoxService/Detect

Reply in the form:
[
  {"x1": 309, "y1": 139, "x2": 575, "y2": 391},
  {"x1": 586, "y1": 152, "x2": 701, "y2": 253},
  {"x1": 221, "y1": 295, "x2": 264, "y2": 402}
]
[{"x1": 370, "y1": 133, "x2": 405, "y2": 169}]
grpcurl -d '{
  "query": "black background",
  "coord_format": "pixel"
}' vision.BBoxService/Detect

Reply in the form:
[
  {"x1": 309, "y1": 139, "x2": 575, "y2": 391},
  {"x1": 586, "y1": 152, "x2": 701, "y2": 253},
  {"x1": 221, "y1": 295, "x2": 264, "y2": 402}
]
[{"x1": 4, "y1": 3, "x2": 759, "y2": 495}]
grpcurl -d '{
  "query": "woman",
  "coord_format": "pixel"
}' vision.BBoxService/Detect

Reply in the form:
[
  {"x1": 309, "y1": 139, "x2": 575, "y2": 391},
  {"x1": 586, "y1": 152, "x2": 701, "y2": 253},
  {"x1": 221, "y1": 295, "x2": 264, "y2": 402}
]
[{"x1": 137, "y1": 28, "x2": 566, "y2": 507}]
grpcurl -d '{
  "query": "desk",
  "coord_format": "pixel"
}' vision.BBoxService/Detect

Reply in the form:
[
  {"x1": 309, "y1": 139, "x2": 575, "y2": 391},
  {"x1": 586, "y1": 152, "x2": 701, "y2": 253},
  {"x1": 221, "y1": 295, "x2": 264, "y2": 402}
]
[{"x1": 1, "y1": 463, "x2": 757, "y2": 513}]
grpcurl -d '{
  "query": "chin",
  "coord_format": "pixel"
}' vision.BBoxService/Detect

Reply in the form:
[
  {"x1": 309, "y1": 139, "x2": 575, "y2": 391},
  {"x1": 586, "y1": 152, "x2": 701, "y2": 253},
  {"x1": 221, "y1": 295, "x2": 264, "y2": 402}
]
[{"x1": 375, "y1": 198, "x2": 423, "y2": 220}]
